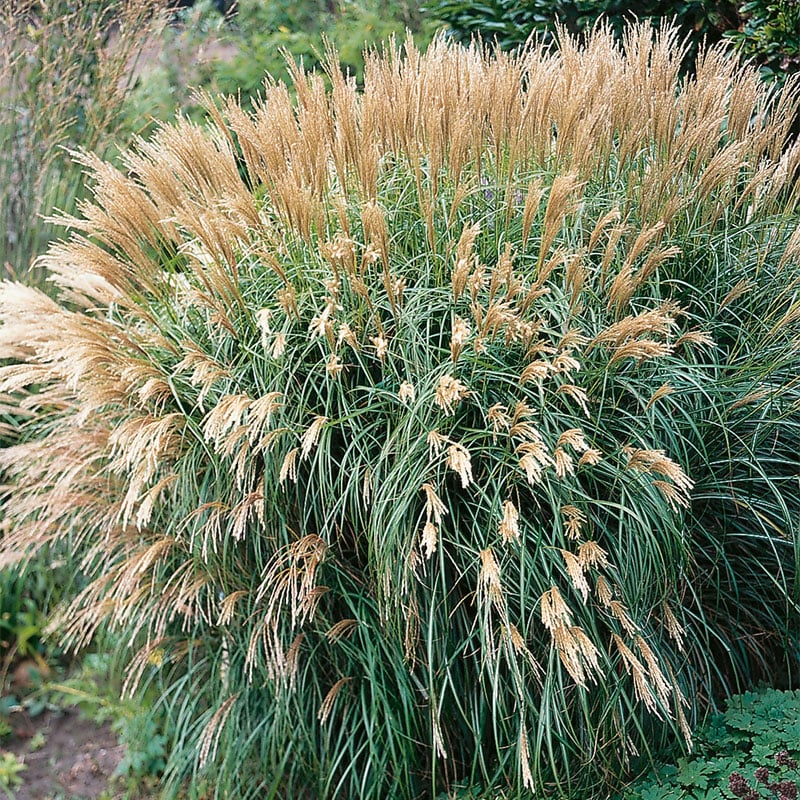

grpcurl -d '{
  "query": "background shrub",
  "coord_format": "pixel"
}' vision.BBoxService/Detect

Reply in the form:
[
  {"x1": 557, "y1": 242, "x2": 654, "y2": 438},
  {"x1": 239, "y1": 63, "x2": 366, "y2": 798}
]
[
  {"x1": 426, "y1": 1, "x2": 737, "y2": 51},
  {"x1": 622, "y1": 688, "x2": 800, "y2": 800},
  {"x1": 724, "y1": 0, "x2": 800, "y2": 87},
  {"x1": 214, "y1": 0, "x2": 432, "y2": 93},
  {"x1": 1, "y1": 23, "x2": 799, "y2": 800},
  {"x1": 126, "y1": 0, "x2": 436, "y2": 125},
  {"x1": 427, "y1": 0, "x2": 799, "y2": 89}
]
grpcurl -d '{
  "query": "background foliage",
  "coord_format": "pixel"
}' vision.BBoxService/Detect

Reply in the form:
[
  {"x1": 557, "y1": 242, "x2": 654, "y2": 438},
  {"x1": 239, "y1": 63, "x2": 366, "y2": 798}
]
[
  {"x1": 725, "y1": 1, "x2": 800, "y2": 85},
  {"x1": 427, "y1": 0, "x2": 800, "y2": 88},
  {"x1": 623, "y1": 688, "x2": 800, "y2": 800},
  {"x1": 125, "y1": 0, "x2": 436, "y2": 127},
  {"x1": 0, "y1": 0, "x2": 166, "y2": 283}
]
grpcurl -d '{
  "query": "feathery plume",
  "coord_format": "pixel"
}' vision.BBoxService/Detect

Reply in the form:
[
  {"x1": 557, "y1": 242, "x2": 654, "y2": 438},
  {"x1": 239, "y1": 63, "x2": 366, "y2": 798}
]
[
  {"x1": 450, "y1": 316, "x2": 471, "y2": 361},
  {"x1": 540, "y1": 586, "x2": 572, "y2": 630},
  {"x1": 577, "y1": 540, "x2": 608, "y2": 569},
  {"x1": 427, "y1": 430, "x2": 447, "y2": 459},
  {"x1": 434, "y1": 374, "x2": 470, "y2": 415},
  {"x1": 613, "y1": 634, "x2": 658, "y2": 714},
  {"x1": 595, "y1": 575, "x2": 613, "y2": 606},
  {"x1": 519, "y1": 360, "x2": 551, "y2": 383},
  {"x1": 279, "y1": 448, "x2": 300, "y2": 485},
  {"x1": 553, "y1": 447, "x2": 575, "y2": 479},
  {"x1": 561, "y1": 505, "x2": 586, "y2": 540},
  {"x1": 560, "y1": 549, "x2": 590, "y2": 602},
  {"x1": 623, "y1": 446, "x2": 693, "y2": 506},
  {"x1": 479, "y1": 547, "x2": 505, "y2": 610},
  {"x1": 499, "y1": 500, "x2": 520, "y2": 543},
  {"x1": 517, "y1": 437, "x2": 553, "y2": 485},
  {"x1": 318, "y1": 677, "x2": 352, "y2": 724},
  {"x1": 645, "y1": 382, "x2": 674, "y2": 410},
  {"x1": 453, "y1": 223, "x2": 480, "y2": 301},
  {"x1": 325, "y1": 619, "x2": 358, "y2": 642},
  {"x1": 270, "y1": 334, "x2": 287, "y2": 359},
  {"x1": 398, "y1": 381, "x2": 415, "y2": 404},
  {"x1": 577, "y1": 448, "x2": 602, "y2": 467},
  {"x1": 539, "y1": 174, "x2": 584, "y2": 265},
  {"x1": 300, "y1": 416, "x2": 327, "y2": 459},
  {"x1": 370, "y1": 335, "x2": 388, "y2": 361},
  {"x1": 557, "y1": 428, "x2": 589, "y2": 452},
  {"x1": 662, "y1": 603, "x2": 685, "y2": 652},
  {"x1": 556, "y1": 383, "x2": 590, "y2": 417},
  {"x1": 326, "y1": 354, "x2": 344, "y2": 377},
  {"x1": 421, "y1": 483, "x2": 447, "y2": 525},
  {"x1": 447, "y1": 443, "x2": 473, "y2": 488},
  {"x1": 198, "y1": 694, "x2": 240, "y2": 769},
  {"x1": 421, "y1": 521, "x2": 438, "y2": 559},
  {"x1": 487, "y1": 403, "x2": 511, "y2": 434}
]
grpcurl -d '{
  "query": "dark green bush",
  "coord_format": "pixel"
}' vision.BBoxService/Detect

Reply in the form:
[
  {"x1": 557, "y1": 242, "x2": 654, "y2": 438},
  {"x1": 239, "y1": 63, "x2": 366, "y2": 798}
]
[
  {"x1": 724, "y1": 1, "x2": 800, "y2": 87},
  {"x1": 421, "y1": 0, "x2": 555, "y2": 50},
  {"x1": 426, "y1": 1, "x2": 737, "y2": 53}
]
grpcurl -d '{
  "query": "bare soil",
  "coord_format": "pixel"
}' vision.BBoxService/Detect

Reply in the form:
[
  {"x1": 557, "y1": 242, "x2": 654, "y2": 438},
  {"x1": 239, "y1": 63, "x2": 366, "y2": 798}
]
[{"x1": 6, "y1": 708, "x2": 128, "y2": 800}]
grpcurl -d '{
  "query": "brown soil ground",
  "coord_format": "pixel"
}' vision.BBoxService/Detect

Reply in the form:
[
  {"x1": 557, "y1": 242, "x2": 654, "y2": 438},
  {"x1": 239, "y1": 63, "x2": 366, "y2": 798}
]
[{"x1": 5, "y1": 708, "x2": 130, "y2": 800}]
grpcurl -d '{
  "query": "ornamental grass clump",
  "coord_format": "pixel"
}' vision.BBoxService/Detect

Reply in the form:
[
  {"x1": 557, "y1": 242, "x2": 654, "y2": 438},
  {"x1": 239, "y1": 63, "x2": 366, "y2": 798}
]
[
  {"x1": 1, "y1": 23, "x2": 800, "y2": 799},
  {"x1": 0, "y1": 0, "x2": 167, "y2": 283}
]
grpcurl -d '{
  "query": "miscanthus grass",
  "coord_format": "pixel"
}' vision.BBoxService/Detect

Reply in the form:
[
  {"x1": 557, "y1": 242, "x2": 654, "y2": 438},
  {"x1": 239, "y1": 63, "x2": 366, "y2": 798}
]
[
  {"x1": 0, "y1": 0, "x2": 166, "y2": 283},
  {"x1": 1, "y1": 23, "x2": 800, "y2": 799}
]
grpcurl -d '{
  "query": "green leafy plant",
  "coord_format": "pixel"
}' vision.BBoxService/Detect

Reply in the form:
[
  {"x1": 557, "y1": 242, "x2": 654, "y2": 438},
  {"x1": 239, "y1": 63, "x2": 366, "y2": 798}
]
[
  {"x1": 1, "y1": 22, "x2": 799, "y2": 800},
  {"x1": 113, "y1": 713, "x2": 167, "y2": 782},
  {"x1": 724, "y1": 1, "x2": 800, "y2": 87},
  {"x1": 0, "y1": 750, "x2": 26, "y2": 794},
  {"x1": 47, "y1": 652, "x2": 168, "y2": 786},
  {"x1": 420, "y1": 0, "x2": 554, "y2": 50},
  {"x1": 728, "y1": 758, "x2": 799, "y2": 800},
  {"x1": 622, "y1": 689, "x2": 800, "y2": 800},
  {"x1": 0, "y1": 555, "x2": 67, "y2": 724},
  {"x1": 0, "y1": 570, "x2": 47, "y2": 663},
  {"x1": 219, "y1": 0, "x2": 434, "y2": 90}
]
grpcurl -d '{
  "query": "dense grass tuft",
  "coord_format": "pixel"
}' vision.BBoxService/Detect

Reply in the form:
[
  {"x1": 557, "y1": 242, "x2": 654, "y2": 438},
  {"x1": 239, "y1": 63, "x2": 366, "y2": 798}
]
[
  {"x1": 0, "y1": 0, "x2": 166, "y2": 283},
  {"x1": 1, "y1": 24, "x2": 799, "y2": 799}
]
